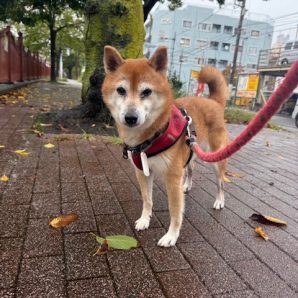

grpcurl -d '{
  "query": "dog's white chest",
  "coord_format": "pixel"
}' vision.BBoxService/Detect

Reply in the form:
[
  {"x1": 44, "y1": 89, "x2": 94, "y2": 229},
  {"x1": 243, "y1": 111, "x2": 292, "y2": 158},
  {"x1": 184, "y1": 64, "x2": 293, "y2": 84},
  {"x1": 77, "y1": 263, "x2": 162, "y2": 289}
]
[{"x1": 148, "y1": 154, "x2": 171, "y2": 175}]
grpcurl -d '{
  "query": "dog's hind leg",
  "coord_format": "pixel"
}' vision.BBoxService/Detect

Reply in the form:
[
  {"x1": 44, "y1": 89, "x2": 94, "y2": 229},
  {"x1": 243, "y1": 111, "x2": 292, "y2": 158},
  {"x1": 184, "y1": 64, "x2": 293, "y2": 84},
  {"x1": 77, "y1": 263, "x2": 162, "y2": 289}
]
[
  {"x1": 208, "y1": 128, "x2": 228, "y2": 210},
  {"x1": 183, "y1": 161, "x2": 194, "y2": 193},
  {"x1": 158, "y1": 169, "x2": 184, "y2": 247},
  {"x1": 135, "y1": 170, "x2": 154, "y2": 230}
]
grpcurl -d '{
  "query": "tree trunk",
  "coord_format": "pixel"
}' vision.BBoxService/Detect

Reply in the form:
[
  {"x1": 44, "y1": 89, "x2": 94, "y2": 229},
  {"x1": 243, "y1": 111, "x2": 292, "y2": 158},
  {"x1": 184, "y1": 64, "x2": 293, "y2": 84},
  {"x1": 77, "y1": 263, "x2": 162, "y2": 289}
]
[
  {"x1": 50, "y1": 27, "x2": 57, "y2": 82},
  {"x1": 82, "y1": 0, "x2": 144, "y2": 119}
]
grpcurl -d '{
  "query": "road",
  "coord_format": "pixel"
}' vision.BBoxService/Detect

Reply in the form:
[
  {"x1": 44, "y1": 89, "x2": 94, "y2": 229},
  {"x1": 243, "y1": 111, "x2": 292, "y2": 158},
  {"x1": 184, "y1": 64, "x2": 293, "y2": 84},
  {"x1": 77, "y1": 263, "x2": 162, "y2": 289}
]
[{"x1": 271, "y1": 114, "x2": 297, "y2": 131}]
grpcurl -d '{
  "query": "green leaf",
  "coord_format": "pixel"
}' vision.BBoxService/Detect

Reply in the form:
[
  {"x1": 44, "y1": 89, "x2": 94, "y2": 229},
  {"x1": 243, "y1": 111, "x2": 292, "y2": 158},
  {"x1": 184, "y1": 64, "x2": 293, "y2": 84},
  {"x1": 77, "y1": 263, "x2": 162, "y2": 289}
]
[
  {"x1": 105, "y1": 235, "x2": 139, "y2": 250},
  {"x1": 94, "y1": 235, "x2": 105, "y2": 245}
]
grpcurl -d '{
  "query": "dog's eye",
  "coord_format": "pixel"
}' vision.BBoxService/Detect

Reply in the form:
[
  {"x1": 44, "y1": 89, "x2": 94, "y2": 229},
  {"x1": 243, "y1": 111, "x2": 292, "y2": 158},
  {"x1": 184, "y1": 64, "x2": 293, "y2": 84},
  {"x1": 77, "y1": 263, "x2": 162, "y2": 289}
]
[
  {"x1": 141, "y1": 88, "x2": 152, "y2": 98},
  {"x1": 116, "y1": 87, "x2": 126, "y2": 96}
]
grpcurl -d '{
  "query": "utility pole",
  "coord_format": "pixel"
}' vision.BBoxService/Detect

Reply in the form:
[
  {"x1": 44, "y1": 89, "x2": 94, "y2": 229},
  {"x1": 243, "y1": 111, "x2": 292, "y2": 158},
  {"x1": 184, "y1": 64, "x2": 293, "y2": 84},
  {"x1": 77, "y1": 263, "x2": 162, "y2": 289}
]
[
  {"x1": 229, "y1": 0, "x2": 247, "y2": 85},
  {"x1": 169, "y1": 32, "x2": 176, "y2": 77}
]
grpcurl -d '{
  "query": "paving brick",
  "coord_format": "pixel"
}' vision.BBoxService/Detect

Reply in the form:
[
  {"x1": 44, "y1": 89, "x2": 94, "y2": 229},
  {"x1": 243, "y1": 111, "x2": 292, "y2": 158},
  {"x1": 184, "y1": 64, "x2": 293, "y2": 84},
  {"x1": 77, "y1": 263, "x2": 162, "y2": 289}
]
[
  {"x1": 23, "y1": 218, "x2": 63, "y2": 258},
  {"x1": 60, "y1": 166, "x2": 83, "y2": 182},
  {"x1": 107, "y1": 249, "x2": 164, "y2": 297},
  {"x1": 16, "y1": 256, "x2": 66, "y2": 297},
  {"x1": 0, "y1": 288, "x2": 15, "y2": 297},
  {"x1": 30, "y1": 192, "x2": 60, "y2": 219},
  {"x1": 110, "y1": 182, "x2": 141, "y2": 201},
  {"x1": 0, "y1": 238, "x2": 22, "y2": 289},
  {"x1": 213, "y1": 290, "x2": 258, "y2": 298},
  {"x1": 179, "y1": 242, "x2": 247, "y2": 294},
  {"x1": 62, "y1": 201, "x2": 97, "y2": 233},
  {"x1": 64, "y1": 233, "x2": 109, "y2": 280},
  {"x1": 157, "y1": 269, "x2": 211, "y2": 298},
  {"x1": 67, "y1": 278, "x2": 116, "y2": 298},
  {"x1": 61, "y1": 181, "x2": 89, "y2": 202},
  {"x1": 155, "y1": 211, "x2": 205, "y2": 243},
  {"x1": 96, "y1": 213, "x2": 134, "y2": 237},
  {"x1": 91, "y1": 190, "x2": 123, "y2": 215},
  {"x1": 120, "y1": 200, "x2": 161, "y2": 228},
  {"x1": 232, "y1": 259, "x2": 297, "y2": 297},
  {"x1": 0, "y1": 204, "x2": 29, "y2": 237}
]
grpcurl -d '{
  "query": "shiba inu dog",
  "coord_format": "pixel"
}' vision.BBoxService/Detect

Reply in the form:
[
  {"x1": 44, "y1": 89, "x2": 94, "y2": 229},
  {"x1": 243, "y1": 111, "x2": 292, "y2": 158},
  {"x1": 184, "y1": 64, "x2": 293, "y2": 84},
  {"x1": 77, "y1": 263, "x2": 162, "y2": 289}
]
[{"x1": 102, "y1": 46, "x2": 229, "y2": 247}]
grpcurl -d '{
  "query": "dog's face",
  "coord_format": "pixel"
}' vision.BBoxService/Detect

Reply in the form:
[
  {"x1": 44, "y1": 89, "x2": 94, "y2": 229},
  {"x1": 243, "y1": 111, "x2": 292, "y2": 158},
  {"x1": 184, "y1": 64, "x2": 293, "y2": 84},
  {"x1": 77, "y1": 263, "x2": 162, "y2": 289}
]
[{"x1": 101, "y1": 46, "x2": 172, "y2": 130}]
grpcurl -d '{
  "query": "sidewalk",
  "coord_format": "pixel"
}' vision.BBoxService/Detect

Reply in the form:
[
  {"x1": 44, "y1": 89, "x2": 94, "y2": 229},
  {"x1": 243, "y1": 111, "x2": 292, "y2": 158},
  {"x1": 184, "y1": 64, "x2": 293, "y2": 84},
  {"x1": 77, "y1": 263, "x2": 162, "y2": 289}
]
[{"x1": 1, "y1": 82, "x2": 298, "y2": 297}]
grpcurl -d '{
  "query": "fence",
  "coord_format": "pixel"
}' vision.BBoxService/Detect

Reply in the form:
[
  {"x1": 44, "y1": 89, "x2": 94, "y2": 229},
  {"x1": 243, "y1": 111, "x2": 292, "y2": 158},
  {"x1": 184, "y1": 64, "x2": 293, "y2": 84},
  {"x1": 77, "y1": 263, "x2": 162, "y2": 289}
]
[{"x1": 0, "y1": 26, "x2": 50, "y2": 83}]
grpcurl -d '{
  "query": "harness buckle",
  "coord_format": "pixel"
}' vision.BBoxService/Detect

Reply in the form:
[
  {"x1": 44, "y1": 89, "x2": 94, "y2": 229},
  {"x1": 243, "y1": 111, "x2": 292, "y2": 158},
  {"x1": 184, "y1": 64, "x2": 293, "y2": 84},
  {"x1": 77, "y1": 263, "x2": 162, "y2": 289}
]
[{"x1": 186, "y1": 115, "x2": 192, "y2": 137}]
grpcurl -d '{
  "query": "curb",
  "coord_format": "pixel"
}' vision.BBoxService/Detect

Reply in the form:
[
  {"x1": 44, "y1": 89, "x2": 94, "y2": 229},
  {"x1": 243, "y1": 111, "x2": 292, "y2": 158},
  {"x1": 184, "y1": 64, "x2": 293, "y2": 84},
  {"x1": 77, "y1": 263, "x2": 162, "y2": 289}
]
[{"x1": 0, "y1": 79, "x2": 47, "y2": 95}]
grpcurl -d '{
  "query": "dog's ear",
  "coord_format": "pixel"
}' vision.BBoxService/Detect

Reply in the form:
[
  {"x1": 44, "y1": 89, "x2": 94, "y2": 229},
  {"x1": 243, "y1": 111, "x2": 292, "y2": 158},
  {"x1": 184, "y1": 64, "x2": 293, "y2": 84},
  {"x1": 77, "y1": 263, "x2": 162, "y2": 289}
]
[
  {"x1": 149, "y1": 47, "x2": 168, "y2": 76},
  {"x1": 103, "y1": 46, "x2": 124, "y2": 74}
]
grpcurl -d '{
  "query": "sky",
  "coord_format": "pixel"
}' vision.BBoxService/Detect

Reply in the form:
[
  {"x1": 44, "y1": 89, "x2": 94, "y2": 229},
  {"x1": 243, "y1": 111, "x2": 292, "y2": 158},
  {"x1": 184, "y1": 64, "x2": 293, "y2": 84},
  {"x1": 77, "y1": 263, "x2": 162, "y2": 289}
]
[{"x1": 161, "y1": 0, "x2": 298, "y2": 43}]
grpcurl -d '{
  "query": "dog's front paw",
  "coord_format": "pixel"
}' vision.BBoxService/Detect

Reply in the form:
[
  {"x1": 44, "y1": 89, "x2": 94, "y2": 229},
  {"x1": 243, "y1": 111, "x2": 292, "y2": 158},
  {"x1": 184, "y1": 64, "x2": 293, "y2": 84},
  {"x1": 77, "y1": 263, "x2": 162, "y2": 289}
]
[
  {"x1": 213, "y1": 198, "x2": 225, "y2": 209},
  {"x1": 135, "y1": 217, "x2": 150, "y2": 231},
  {"x1": 183, "y1": 182, "x2": 192, "y2": 193},
  {"x1": 158, "y1": 231, "x2": 179, "y2": 247}
]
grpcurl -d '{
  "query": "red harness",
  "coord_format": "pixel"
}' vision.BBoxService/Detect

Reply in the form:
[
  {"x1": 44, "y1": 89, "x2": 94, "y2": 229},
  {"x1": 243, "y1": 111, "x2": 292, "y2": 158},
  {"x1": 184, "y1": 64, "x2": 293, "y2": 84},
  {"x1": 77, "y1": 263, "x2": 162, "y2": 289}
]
[{"x1": 123, "y1": 105, "x2": 188, "y2": 170}]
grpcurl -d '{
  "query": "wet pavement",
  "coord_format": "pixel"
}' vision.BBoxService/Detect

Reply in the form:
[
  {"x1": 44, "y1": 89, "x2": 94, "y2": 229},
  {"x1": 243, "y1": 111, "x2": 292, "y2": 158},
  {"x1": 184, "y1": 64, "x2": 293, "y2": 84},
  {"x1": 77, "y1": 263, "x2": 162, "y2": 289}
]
[{"x1": 0, "y1": 82, "x2": 298, "y2": 297}]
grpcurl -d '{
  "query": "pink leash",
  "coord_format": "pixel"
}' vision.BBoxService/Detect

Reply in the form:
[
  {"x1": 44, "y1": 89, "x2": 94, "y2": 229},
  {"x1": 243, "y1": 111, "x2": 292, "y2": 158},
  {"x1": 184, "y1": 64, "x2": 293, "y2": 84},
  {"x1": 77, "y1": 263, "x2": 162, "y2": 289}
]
[{"x1": 188, "y1": 60, "x2": 298, "y2": 162}]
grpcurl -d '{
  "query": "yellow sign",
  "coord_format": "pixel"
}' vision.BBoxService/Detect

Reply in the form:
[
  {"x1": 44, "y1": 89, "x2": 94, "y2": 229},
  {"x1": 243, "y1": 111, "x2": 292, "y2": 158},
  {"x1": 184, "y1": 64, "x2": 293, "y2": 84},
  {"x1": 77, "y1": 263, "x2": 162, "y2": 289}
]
[
  {"x1": 247, "y1": 75, "x2": 259, "y2": 91},
  {"x1": 191, "y1": 70, "x2": 200, "y2": 79}
]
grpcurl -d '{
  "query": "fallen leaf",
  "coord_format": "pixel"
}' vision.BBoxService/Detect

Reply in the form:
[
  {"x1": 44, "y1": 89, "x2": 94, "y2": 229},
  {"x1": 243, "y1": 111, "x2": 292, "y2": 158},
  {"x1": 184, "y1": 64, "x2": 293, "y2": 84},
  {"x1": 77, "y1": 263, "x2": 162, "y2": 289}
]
[
  {"x1": 0, "y1": 145, "x2": 5, "y2": 149},
  {"x1": 14, "y1": 149, "x2": 29, "y2": 157},
  {"x1": 225, "y1": 171, "x2": 243, "y2": 178},
  {"x1": 269, "y1": 182, "x2": 274, "y2": 186},
  {"x1": 94, "y1": 240, "x2": 109, "y2": 255},
  {"x1": 91, "y1": 124, "x2": 96, "y2": 127},
  {"x1": 0, "y1": 175, "x2": 9, "y2": 182},
  {"x1": 223, "y1": 175, "x2": 231, "y2": 183},
  {"x1": 40, "y1": 123, "x2": 53, "y2": 127},
  {"x1": 32, "y1": 129, "x2": 43, "y2": 137},
  {"x1": 44, "y1": 143, "x2": 55, "y2": 149},
  {"x1": 49, "y1": 213, "x2": 79, "y2": 228},
  {"x1": 265, "y1": 141, "x2": 270, "y2": 147},
  {"x1": 94, "y1": 234, "x2": 139, "y2": 250},
  {"x1": 250, "y1": 213, "x2": 287, "y2": 226},
  {"x1": 255, "y1": 226, "x2": 269, "y2": 241}
]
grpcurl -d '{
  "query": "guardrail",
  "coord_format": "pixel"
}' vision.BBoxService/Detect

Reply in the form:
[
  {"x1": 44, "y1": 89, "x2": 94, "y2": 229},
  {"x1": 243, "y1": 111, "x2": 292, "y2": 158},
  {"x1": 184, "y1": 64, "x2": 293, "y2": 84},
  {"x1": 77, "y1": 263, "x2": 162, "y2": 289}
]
[{"x1": 0, "y1": 26, "x2": 50, "y2": 83}]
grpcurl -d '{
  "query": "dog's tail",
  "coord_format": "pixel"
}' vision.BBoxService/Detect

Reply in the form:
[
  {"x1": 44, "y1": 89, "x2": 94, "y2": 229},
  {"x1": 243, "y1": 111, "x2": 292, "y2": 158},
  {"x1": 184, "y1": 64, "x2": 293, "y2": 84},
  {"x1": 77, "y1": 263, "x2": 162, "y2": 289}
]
[{"x1": 199, "y1": 66, "x2": 229, "y2": 107}]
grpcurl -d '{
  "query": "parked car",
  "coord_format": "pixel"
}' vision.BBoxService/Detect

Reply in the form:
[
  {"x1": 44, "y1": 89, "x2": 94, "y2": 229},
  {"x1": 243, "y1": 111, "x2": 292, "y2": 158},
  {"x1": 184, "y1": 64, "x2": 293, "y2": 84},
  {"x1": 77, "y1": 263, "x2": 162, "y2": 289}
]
[
  {"x1": 291, "y1": 96, "x2": 298, "y2": 128},
  {"x1": 280, "y1": 40, "x2": 298, "y2": 65}
]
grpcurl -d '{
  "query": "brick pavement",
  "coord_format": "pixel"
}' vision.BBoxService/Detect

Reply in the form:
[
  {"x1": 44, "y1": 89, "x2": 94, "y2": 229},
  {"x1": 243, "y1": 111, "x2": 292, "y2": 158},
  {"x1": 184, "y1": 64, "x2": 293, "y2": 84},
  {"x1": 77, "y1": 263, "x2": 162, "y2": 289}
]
[{"x1": 0, "y1": 82, "x2": 298, "y2": 297}]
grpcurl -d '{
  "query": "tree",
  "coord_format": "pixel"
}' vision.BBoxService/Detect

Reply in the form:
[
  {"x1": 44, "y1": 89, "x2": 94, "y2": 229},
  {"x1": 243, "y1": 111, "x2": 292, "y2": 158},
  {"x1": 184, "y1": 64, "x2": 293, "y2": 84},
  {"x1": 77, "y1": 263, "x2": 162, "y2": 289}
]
[
  {"x1": 82, "y1": 0, "x2": 225, "y2": 120},
  {"x1": 0, "y1": 0, "x2": 85, "y2": 82}
]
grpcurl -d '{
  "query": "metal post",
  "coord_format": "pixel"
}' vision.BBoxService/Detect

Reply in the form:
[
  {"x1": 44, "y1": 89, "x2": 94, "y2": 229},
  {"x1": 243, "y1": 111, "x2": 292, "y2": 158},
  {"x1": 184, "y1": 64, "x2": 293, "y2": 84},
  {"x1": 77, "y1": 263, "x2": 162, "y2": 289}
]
[{"x1": 229, "y1": 0, "x2": 246, "y2": 85}]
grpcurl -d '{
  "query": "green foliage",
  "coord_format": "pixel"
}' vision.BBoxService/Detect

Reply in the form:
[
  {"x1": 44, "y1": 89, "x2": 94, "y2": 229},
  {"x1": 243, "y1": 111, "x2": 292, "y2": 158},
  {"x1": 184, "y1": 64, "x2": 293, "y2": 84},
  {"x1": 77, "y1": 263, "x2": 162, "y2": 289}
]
[{"x1": 168, "y1": 72, "x2": 186, "y2": 99}]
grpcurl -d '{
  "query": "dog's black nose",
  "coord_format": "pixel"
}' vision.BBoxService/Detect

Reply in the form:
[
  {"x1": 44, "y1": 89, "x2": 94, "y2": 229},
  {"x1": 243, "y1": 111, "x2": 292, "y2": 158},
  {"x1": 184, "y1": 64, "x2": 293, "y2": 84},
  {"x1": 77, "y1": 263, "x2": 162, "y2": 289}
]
[{"x1": 124, "y1": 112, "x2": 138, "y2": 126}]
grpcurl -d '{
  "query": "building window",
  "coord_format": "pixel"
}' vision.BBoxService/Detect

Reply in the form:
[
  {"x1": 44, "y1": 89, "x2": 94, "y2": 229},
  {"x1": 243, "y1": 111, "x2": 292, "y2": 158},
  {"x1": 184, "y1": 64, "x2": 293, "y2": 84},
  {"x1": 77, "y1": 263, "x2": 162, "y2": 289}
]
[
  {"x1": 195, "y1": 57, "x2": 206, "y2": 65},
  {"x1": 180, "y1": 38, "x2": 191, "y2": 47},
  {"x1": 251, "y1": 30, "x2": 260, "y2": 38},
  {"x1": 232, "y1": 45, "x2": 243, "y2": 52},
  {"x1": 179, "y1": 55, "x2": 188, "y2": 62},
  {"x1": 223, "y1": 25, "x2": 233, "y2": 34},
  {"x1": 161, "y1": 18, "x2": 172, "y2": 25},
  {"x1": 221, "y1": 43, "x2": 230, "y2": 51},
  {"x1": 210, "y1": 41, "x2": 219, "y2": 50},
  {"x1": 196, "y1": 40, "x2": 208, "y2": 49},
  {"x1": 218, "y1": 60, "x2": 228, "y2": 67},
  {"x1": 248, "y1": 47, "x2": 258, "y2": 55},
  {"x1": 183, "y1": 20, "x2": 192, "y2": 29},
  {"x1": 208, "y1": 58, "x2": 216, "y2": 66},
  {"x1": 284, "y1": 42, "x2": 293, "y2": 50},
  {"x1": 159, "y1": 31, "x2": 169, "y2": 41},
  {"x1": 247, "y1": 63, "x2": 257, "y2": 69},
  {"x1": 198, "y1": 23, "x2": 211, "y2": 32},
  {"x1": 212, "y1": 24, "x2": 221, "y2": 33},
  {"x1": 294, "y1": 41, "x2": 298, "y2": 49}
]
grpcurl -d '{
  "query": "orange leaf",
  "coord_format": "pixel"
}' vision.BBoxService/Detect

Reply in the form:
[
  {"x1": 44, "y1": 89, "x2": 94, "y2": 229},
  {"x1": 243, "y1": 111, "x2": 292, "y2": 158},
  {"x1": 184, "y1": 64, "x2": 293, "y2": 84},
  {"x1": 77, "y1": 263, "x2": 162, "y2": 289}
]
[
  {"x1": 0, "y1": 175, "x2": 9, "y2": 182},
  {"x1": 255, "y1": 226, "x2": 269, "y2": 241},
  {"x1": 49, "y1": 213, "x2": 79, "y2": 228}
]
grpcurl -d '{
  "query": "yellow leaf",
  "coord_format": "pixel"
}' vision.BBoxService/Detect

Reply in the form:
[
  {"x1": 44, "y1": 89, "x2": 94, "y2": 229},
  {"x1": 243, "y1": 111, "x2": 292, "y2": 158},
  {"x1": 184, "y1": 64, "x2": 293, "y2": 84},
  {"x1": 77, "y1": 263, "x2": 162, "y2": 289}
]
[
  {"x1": 44, "y1": 143, "x2": 55, "y2": 149},
  {"x1": 223, "y1": 175, "x2": 231, "y2": 183},
  {"x1": 0, "y1": 145, "x2": 5, "y2": 149},
  {"x1": 225, "y1": 171, "x2": 243, "y2": 178},
  {"x1": 0, "y1": 175, "x2": 9, "y2": 182},
  {"x1": 40, "y1": 123, "x2": 53, "y2": 127},
  {"x1": 49, "y1": 213, "x2": 79, "y2": 228},
  {"x1": 255, "y1": 226, "x2": 269, "y2": 241},
  {"x1": 91, "y1": 124, "x2": 96, "y2": 127},
  {"x1": 14, "y1": 149, "x2": 29, "y2": 157}
]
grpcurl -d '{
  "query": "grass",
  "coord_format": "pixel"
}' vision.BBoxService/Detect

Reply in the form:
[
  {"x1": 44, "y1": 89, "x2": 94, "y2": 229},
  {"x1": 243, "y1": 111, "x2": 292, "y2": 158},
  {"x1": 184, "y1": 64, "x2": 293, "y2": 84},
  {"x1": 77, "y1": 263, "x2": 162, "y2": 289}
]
[
  {"x1": 31, "y1": 117, "x2": 44, "y2": 133},
  {"x1": 102, "y1": 135, "x2": 124, "y2": 145},
  {"x1": 224, "y1": 108, "x2": 284, "y2": 131},
  {"x1": 80, "y1": 129, "x2": 95, "y2": 141}
]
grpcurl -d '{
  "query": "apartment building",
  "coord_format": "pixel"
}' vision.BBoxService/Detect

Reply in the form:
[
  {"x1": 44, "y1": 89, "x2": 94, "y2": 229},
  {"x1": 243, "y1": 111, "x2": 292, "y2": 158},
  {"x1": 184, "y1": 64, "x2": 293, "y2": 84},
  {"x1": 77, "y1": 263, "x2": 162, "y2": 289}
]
[{"x1": 144, "y1": 1, "x2": 273, "y2": 92}]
